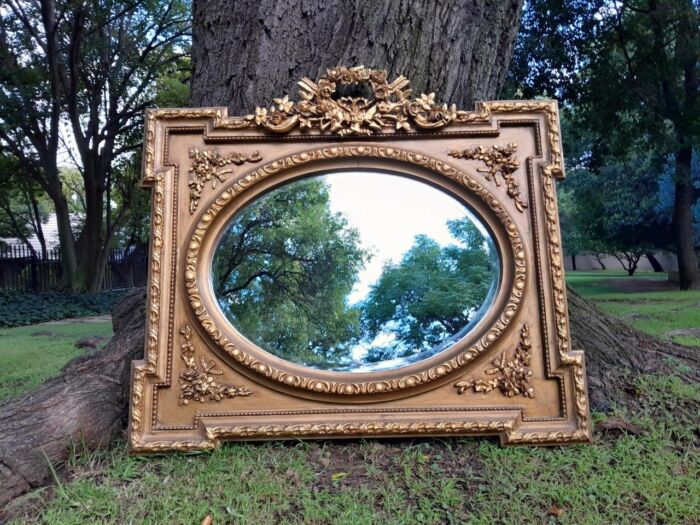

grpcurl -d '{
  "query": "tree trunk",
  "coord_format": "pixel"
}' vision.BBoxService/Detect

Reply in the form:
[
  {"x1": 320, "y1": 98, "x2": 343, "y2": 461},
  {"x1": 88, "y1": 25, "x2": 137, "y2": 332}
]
[
  {"x1": 568, "y1": 288, "x2": 698, "y2": 412},
  {"x1": 571, "y1": 254, "x2": 577, "y2": 271},
  {"x1": 595, "y1": 254, "x2": 607, "y2": 270},
  {"x1": 49, "y1": 183, "x2": 79, "y2": 290},
  {"x1": 191, "y1": 0, "x2": 524, "y2": 113},
  {"x1": 673, "y1": 146, "x2": 699, "y2": 290},
  {"x1": 0, "y1": 289, "x2": 145, "y2": 509},
  {"x1": 645, "y1": 251, "x2": 664, "y2": 273}
]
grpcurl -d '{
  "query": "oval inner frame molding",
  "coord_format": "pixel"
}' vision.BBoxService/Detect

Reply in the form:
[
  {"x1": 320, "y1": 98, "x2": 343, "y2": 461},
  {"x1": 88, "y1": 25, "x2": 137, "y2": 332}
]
[
  {"x1": 129, "y1": 66, "x2": 591, "y2": 452},
  {"x1": 186, "y1": 148, "x2": 525, "y2": 399}
]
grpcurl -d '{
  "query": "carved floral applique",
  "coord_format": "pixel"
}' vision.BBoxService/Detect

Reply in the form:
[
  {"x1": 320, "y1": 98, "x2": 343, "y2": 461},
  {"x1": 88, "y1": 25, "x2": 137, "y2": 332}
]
[
  {"x1": 188, "y1": 148, "x2": 262, "y2": 213},
  {"x1": 242, "y1": 66, "x2": 475, "y2": 136},
  {"x1": 178, "y1": 325, "x2": 252, "y2": 405},
  {"x1": 448, "y1": 143, "x2": 528, "y2": 212},
  {"x1": 454, "y1": 324, "x2": 534, "y2": 398}
]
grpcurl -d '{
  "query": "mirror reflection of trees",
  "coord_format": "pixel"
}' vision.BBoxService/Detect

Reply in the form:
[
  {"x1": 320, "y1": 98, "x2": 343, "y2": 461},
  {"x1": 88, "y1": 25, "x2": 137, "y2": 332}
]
[
  {"x1": 361, "y1": 218, "x2": 496, "y2": 363},
  {"x1": 212, "y1": 178, "x2": 369, "y2": 368},
  {"x1": 212, "y1": 175, "x2": 499, "y2": 371}
]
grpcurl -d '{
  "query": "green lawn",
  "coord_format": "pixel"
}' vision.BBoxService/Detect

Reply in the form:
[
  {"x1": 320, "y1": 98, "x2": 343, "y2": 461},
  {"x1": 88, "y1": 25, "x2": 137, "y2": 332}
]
[
  {"x1": 567, "y1": 270, "x2": 700, "y2": 347},
  {"x1": 2, "y1": 275, "x2": 699, "y2": 524},
  {"x1": 7, "y1": 374, "x2": 699, "y2": 524},
  {"x1": 0, "y1": 321, "x2": 113, "y2": 402}
]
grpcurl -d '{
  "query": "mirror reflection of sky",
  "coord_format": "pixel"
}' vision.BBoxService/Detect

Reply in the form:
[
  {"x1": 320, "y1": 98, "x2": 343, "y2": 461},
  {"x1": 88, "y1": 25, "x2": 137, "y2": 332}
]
[{"x1": 326, "y1": 172, "x2": 490, "y2": 304}]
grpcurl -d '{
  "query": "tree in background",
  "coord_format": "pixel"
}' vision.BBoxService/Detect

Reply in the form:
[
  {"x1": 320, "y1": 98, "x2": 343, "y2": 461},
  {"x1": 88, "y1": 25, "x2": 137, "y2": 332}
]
[
  {"x1": 213, "y1": 178, "x2": 369, "y2": 368},
  {"x1": 0, "y1": 0, "x2": 190, "y2": 290},
  {"x1": 511, "y1": 0, "x2": 700, "y2": 288},
  {"x1": 0, "y1": 154, "x2": 51, "y2": 257},
  {"x1": 563, "y1": 154, "x2": 672, "y2": 276},
  {"x1": 559, "y1": 113, "x2": 674, "y2": 275}
]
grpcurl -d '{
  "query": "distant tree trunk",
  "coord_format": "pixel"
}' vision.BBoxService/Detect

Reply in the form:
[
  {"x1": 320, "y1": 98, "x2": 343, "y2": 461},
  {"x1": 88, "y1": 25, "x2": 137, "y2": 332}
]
[
  {"x1": 595, "y1": 254, "x2": 607, "y2": 270},
  {"x1": 191, "y1": 0, "x2": 524, "y2": 113},
  {"x1": 27, "y1": 190, "x2": 47, "y2": 260},
  {"x1": 645, "y1": 251, "x2": 664, "y2": 273},
  {"x1": 673, "y1": 145, "x2": 699, "y2": 289},
  {"x1": 571, "y1": 254, "x2": 577, "y2": 271},
  {"x1": 614, "y1": 251, "x2": 643, "y2": 276}
]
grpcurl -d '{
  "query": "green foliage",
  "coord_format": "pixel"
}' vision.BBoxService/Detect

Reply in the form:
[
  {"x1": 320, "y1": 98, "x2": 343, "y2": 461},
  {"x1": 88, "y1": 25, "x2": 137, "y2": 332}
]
[
  {"x1": 511, "y1": 0, "x2": 699, "y2": 150},
  {"x1": 0, "y1": 0, "x2": 191, "y2": 290},
  {"x1": 558, "y1": 139, "x2": 672, "y2": 272},
  {"x1": 0, "y1": 155, "x2": 52, "y2": 253},
  {"x1": 154, "y1": 55, "x2": 191, "y2": 108},
  {"x1": 0, "y1": 290, "x2": 126, "y2": 328},
  {"x1": 511, "y1": 0, "x2": 700, "y2": 286},
  {"x1": 362, "y1": 218, "x2": 496, "y2": 362},
  {"x1": 213, "y1": 178, "x2": 369, "y2": 368},
  {"x1": 0, "y1": 321, "x2": 113, "y2": 401}
]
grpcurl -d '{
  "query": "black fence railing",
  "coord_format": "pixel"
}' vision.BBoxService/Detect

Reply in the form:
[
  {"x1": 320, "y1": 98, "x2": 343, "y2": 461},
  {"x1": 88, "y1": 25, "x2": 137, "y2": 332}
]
[{"x1": 0, "y1": 244, "x2": 148, "y2": 291}]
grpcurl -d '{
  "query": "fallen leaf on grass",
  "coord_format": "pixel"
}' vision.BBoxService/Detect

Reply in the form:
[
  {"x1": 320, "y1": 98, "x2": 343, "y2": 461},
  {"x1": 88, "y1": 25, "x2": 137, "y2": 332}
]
[
  {"x1": 547, "y1": 505, "x2": 564, "y2": 517},
  {"x1": 331, "y1": 471, "x2": 349, "y2": 482}
]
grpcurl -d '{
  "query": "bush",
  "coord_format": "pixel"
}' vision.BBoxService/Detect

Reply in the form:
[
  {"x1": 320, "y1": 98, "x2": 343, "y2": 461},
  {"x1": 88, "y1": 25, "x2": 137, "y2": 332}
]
[{"x1": 0, "y1": 290, "x2": 128, "y2": 328}]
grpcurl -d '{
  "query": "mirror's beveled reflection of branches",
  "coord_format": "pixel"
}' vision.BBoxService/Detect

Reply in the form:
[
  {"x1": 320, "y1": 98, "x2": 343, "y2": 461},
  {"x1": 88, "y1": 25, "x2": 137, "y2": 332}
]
[{"x1": 211, "y1": 171, "x2": 500, "y2": 372}]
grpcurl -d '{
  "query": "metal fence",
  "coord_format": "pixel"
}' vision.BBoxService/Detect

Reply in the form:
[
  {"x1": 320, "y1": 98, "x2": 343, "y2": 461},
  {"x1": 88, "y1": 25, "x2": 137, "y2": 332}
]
[{"x1": 0, "y1": 244, "x2": 148, "y2": 291}]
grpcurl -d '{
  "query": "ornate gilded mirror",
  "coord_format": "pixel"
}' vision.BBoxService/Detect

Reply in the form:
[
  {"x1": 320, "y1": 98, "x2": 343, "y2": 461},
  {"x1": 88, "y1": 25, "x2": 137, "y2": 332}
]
[{"x1": 129, "y1": 67, "x2": 591, "y2": 452}]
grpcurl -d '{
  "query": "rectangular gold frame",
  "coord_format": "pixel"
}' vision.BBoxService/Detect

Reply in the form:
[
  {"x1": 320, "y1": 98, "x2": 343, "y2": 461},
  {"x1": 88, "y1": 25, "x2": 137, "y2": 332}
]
[{"x1": 129, "y1": 66, "x2": 591, "y2": 452}]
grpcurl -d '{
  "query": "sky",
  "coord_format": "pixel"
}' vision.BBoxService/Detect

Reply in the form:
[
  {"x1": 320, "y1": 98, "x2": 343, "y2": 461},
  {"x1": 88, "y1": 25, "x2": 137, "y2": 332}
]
[{"x1": 323, "y1": 171, "x2": 489, "y2": 304}]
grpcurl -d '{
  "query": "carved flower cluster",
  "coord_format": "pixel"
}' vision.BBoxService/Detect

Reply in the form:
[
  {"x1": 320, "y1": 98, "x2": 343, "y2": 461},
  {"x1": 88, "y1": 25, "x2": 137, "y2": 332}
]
[
  {"x1": 178, "y1": 325, "x2": 252, "y2": 405},
  {"x1": 454, "y1": 324, "x2": 534, "y2": 398},
  {"x1": 244, "y1": 66, "x2": 465, "y2": 136},
  {"x1": 188, "y1": 148, "x2": 262, "y2": 213},
  {"x1": 448, "y1": 143, "x2": 528, "y2": 212}
]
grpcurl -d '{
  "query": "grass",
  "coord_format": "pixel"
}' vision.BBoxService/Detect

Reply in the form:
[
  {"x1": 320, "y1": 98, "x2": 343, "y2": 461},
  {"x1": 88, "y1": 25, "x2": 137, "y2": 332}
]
[
  {"x1": 6, "y1": 374, "x2": 698, "y2": 524},
  {"x1": 0, "y1": 321, "x2": 113, "y2": 402},
  {"x1": 566, "y1": 270, "x2": 700, "y2": 347},
  {"x1": 2, "y1": 271, "x2": 699, "y2": 524}
]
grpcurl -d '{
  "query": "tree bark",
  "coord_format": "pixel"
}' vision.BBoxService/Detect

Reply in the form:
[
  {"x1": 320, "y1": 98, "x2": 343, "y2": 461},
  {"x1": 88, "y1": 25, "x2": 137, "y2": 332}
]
[
  {"x1": 0, "y1": 289, "x2": 145, "y2": 509},
  {"x1": 673, "y1": 145, "x2": 699, "y2": 290},
  {"x1": 568, "y1": 288, "x2": 698, "y2": 412},
  {"x1": 191, "y1": 0, "x2": 524, "y2": 113}
]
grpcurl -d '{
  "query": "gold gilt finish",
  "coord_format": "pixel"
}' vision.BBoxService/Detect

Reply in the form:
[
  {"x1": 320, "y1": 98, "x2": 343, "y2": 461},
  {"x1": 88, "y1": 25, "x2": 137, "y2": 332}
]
[
  {"x1": 129, "y1": 66, "x2": 591, "y2": 452},
  {"x1": 178, "y1": 325, "x2": 252, "y2": 405},
  {"x1": 454, "y1": 324, "x2": 534, "y2": 398},
  {"x1": 184, "y1": 145, "x2": 527, "y2": 396},
  {"x1": 188, "y1": 148, "x2": 262, "y2": 213},
  {"x1": 448, "y1": 143, "x2": 528, "y2": 212},
  {"x1": 244, "y1": 66, "x2": 485, "y2": 136}
]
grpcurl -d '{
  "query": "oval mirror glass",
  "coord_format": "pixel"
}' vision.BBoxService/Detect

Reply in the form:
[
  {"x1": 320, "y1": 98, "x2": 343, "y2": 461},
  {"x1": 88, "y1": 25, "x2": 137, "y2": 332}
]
[{"x1": 211, "y1": 171, "x2": 500, "y2": 372}]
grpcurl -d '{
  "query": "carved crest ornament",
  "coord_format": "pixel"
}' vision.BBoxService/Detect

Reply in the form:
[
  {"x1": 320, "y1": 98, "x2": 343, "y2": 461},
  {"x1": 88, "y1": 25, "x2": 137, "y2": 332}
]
[{"x1": 129, "y1": 66, "x2": 591, "y2": 452}]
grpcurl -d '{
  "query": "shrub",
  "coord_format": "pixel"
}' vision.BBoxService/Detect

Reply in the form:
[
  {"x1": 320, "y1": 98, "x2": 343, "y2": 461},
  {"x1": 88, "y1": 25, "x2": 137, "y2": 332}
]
[{"x1": 0, "y1": 290, "x2": 128, "y2": 328}]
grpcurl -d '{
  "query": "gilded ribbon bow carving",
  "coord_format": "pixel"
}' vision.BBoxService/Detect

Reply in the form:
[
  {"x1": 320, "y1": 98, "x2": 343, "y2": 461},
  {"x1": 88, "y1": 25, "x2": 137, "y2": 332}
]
[{"x1": 244, "y1": 66, "x2": 474, "y2": 136}]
